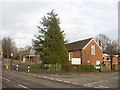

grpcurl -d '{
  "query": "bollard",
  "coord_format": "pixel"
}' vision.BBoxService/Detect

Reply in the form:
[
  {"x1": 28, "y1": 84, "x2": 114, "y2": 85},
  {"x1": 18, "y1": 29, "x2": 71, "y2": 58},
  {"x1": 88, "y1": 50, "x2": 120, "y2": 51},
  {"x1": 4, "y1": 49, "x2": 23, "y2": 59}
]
[
  {"x1": 6, "y1": 65, "x2": 8, "y2": 70},
  {"x1": 16, "y1": 64, "x2": 19, "y2": 71},
  {"x1": 28, "y1": 65, "x2": 30, "y2": 73}
]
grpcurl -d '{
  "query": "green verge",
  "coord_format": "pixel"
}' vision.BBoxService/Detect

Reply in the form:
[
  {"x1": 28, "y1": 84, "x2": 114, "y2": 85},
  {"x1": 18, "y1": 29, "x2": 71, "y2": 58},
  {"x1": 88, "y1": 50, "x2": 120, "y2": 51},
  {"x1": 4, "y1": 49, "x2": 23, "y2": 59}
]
[
  {"x1": 16, "y1": 63, "x2": 41, "y2": 68},
  {"x1": 14, "y1": 63, "x2": 97, "y2": 73}
]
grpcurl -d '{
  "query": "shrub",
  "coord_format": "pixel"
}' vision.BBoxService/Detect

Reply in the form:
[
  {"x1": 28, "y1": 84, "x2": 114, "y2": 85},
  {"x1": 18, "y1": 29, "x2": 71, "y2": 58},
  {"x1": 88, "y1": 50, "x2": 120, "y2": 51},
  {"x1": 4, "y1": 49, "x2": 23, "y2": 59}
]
[
  {"x1": 61, "y1": 64, "x2": 96, "y2": 72},
  {"x1": 40, "y1": 64, "x2": 61, "y2": 70},
  {"x1": 21, "y1": 63, "x2": 41, "y2": 68}
]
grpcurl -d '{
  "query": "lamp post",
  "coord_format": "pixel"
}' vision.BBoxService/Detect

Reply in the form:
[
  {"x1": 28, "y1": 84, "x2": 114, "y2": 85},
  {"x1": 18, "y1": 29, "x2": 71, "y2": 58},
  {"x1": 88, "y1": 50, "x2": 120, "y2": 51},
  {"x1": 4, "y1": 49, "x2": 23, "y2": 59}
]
[{"x1": 10, "y1": 53, "x2": 13, "y2": 66}]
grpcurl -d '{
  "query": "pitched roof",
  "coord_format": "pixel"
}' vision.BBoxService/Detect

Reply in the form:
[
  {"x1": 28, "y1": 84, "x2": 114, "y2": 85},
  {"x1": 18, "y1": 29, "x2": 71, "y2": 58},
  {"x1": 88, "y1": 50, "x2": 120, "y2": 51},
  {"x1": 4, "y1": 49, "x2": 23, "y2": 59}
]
[
  {"x1": 29, "y1": 47, "x2": 36, "y2": 55},
  {"x1": 66, "y1": 38, "x2": 92, "y2": 51}
]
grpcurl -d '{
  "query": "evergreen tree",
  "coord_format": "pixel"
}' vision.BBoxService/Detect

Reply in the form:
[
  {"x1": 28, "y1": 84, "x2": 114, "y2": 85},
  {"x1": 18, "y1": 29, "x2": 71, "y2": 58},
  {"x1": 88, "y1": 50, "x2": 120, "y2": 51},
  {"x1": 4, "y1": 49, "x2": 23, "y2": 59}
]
[{"x1": 33, "y1": 10, "x2": 69, "y2": 64}]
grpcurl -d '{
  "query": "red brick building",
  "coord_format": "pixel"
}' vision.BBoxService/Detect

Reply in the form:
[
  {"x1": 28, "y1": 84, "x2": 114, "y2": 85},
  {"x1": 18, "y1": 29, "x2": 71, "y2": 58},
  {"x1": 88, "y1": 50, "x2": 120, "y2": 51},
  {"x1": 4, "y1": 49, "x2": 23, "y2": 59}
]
[
  {"x1": 66, "y1": 38, "x2": 103, "y2": 67},
  {"x1": 21, "y1": 55, "x2": 40, "y2": 64},
  {"x1": 103, "y1": 54, "x2": 118, "y2": 70},
  {"x1": 20, "y1": 47, "x2": 41, "y2": 64}
]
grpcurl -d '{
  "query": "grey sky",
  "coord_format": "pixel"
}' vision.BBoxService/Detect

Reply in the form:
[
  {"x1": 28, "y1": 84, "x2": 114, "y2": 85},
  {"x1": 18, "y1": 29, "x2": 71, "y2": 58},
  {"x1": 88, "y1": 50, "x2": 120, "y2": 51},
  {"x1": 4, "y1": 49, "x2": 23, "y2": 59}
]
[{"x1": 0, "y1": 0, "x2": 118, "y2": 48}]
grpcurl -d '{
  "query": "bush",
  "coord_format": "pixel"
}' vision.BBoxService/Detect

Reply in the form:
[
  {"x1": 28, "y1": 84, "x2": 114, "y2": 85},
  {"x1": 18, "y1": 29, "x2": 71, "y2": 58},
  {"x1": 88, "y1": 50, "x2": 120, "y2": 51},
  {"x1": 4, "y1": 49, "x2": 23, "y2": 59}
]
[
  {"x1": 40, "y1": 64, "x2": 61, "y2": 70},
  {"x1": 21, "y1": 63, "x2": 41, "y2": 68},
  {"x1": 62, "y1": 64, "x2": 96, "y2": 72},
  {"x1": 100, "y1": 65, "x2": 108, "y2": 72}
]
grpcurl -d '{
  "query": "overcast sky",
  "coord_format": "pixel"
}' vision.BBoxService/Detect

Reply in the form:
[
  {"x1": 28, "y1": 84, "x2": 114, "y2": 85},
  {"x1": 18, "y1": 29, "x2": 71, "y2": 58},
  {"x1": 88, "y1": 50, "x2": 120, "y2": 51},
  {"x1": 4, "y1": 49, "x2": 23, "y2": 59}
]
[{"x1": 0, "y1": 0, "x2": 118, "y2": 48}]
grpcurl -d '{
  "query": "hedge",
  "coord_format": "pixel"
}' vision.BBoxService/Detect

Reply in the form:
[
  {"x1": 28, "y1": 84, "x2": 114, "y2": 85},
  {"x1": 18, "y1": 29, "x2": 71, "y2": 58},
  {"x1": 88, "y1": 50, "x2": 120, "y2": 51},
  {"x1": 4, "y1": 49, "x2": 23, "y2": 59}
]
[
  {"x1": 40, "y1": 64, "x2": 96, "y2": 72},
  {"x1": 40, "y1": 64, "x2": 61, "y2": 70},
  {"x1": 61, "y1": 64, "x2": 96, "y2": 72}
]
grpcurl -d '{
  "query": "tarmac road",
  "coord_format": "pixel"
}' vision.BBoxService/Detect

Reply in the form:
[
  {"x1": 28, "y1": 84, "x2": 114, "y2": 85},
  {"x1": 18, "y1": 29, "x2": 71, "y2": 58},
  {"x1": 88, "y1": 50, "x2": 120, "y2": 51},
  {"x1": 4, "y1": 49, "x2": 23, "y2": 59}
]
[
  {"x1": 2, "y1": 69, "x2": 86, "y2": 89},
  {"x1": 2, "y1": 59, "x2": 119, "y2": 89},
  {"x1": 2, "y1": 68, "x2": 119, "y2": 89}
]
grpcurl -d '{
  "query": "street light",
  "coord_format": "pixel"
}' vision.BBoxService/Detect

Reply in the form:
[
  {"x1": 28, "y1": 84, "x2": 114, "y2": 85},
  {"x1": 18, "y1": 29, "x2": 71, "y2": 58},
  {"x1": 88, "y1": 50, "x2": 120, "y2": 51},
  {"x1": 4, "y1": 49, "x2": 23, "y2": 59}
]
[{"x1": 10, "y1": 53, "x2": 13, "y2": 66}]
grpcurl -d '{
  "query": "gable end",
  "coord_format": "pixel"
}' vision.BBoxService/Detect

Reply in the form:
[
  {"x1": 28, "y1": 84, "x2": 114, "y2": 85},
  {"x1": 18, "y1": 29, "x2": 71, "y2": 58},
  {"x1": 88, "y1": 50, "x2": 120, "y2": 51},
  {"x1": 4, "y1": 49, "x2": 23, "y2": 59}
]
[{"x1": 83, "y1": 39, "x2": 102, "y2": 51}]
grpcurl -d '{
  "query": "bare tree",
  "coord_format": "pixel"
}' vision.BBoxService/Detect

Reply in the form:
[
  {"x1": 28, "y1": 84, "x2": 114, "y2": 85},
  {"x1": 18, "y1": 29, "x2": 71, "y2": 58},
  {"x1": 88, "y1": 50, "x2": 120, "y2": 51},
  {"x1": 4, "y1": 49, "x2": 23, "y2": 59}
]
[
  {"x1": 95, "y1": 34, "x2": 111, "y2": 53},
  {"x1": 2, "y1": 37, "x2": 12, "y2": 58},
  {"x1": 18, "y1": 46, "x2": 31, "y2": 58},
  {"x1": 105, "y1": 40, "x2": 118, "y2": 55},
  {"x1": 95, "y1": 34, "x2": 118, "y2": 55},
  {"x1": 12, "y1": 44, "x2": 19, "y2": 59},
  {"x1": 2, "y1": 37, "x2": 18, "y2": 59}
]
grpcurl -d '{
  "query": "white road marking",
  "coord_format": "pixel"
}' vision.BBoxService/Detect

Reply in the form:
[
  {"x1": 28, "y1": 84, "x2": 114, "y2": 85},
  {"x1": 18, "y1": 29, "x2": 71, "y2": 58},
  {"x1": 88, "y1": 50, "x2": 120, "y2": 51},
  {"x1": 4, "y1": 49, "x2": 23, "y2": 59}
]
[
  {"x1": 85, "y1": 80, "x2": 108, "y2": 86},
  {"x1": 63, "y1": 81, "x2": 71, "y2": 83},
  {"x1": 98, "y1": 86, "x2": 109, "y2": 88},
  {"x1": 0, "y1": 76, "x2": 10, "y2": 81},
  {"x1": 48, "y1": 78, "x2": 54, "y2": 80},
  {"x1": 72, "y1": 83, "x2": 79, "y2": 85},
  {"x1": 84, "y1": 84, "x2": 87, "y2": 86},
  {"x1": 21, "y1": 72, "x2": 113, "y2": 88},
  {"x1": 19, "y1": 84, "x2": 28, "y2": 88},
  {"x1": 27, "y1": 73, "x2": 78, "y2": 86},
  {"x1": 84, "y1": 80, "x2": 110, "y2": 88},
  {"x1": 19, "y1": 84, "x2": 31, "y2": 90},
  {"x1": 37, "y1": 76, "x2": 41, "y2": 78},
  {"x1": 55, "y1": 79, "x2": 62, "y2": 82},
  {"x1": 94, "y1": 87, "x2": 99, "y2": 88},
  {"x1": 84, "y1": 84, "x2": 94, "y2": 87},
  {"x1": 42, "y1": 76, "x2": 48, "y2": 79},
  {"x1": 99, "y1": 80, "x2": 108, "y2": 83}
]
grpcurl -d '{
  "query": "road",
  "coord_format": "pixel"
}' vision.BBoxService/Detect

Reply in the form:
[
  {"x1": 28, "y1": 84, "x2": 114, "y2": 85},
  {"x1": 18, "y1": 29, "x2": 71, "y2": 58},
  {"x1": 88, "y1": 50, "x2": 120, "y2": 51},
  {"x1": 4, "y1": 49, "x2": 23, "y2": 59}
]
[
  {"x1": 2, "y1": 68, "x2": 119, "y2": 89},
  {"x1": 51, "y1": 72, "x2": 119, "y2": 89},
  {"x1": 1, "y1": 58, "x2": 119, "y2": 89},
  {"x1": 2, "y1": 69, "x2": 86, "y2": 89}
]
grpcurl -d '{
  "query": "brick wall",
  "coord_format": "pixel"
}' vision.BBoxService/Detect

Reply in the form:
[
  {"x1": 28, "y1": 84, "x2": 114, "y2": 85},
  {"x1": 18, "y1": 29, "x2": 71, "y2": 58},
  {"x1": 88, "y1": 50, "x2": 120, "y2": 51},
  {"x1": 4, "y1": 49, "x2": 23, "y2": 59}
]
[
  {"x1": 112, "y1": 56, "x2": 118, "y2": 65},
  {"x1": 82, "y1": 40, "x2": 103, "y2": 66},
  {"x1": 71, "y1": 50, "x2": 82, "y2": 58}
]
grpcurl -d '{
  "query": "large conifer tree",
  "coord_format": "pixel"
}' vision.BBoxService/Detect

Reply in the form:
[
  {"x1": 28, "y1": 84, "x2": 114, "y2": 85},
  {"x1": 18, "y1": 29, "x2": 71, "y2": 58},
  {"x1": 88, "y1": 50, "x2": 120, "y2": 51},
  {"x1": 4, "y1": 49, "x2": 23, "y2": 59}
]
[{"x1": 33, "y1": 10, "x2": 69, "y2": 64}]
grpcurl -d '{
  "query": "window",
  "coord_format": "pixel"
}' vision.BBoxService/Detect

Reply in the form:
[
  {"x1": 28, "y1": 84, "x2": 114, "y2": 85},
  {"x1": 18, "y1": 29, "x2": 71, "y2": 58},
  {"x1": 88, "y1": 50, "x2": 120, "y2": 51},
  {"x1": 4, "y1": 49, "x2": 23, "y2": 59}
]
[
  {"x1": 72, "y1": 58, "x2": 81, "y2": 64},
  {"x1": 106, "y1": 57, "x2": 110, "y2": 61},
  {"x1": 91, "y1": 45, "x2": 95, "y2": 55},
  {"x1": 69, "y1": 52, "x2": 72, "y2": 61},
  {"x1": 103, "y1": 57, "x2": 104, "y2": 60},
  {"x1": 96, "y1": 60, "x2": 100, "y2": 65}
]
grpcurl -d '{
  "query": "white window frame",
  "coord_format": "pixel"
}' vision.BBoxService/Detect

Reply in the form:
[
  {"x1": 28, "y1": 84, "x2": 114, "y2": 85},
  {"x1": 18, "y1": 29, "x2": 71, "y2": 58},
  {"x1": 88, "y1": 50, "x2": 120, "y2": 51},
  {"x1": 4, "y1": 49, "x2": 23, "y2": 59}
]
[
  {"x1": 69, "y1": 52, "x2": 73, "y2": 61},
  {"x1": 91, "y1": 45, "x2": 95, "y2": 55},
  {"x1": 72, "y1": 58, "x2": 81, "y2": 64},
  {"x1": 96, "y1": 60, "x2": 100, "y2": 65}
]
